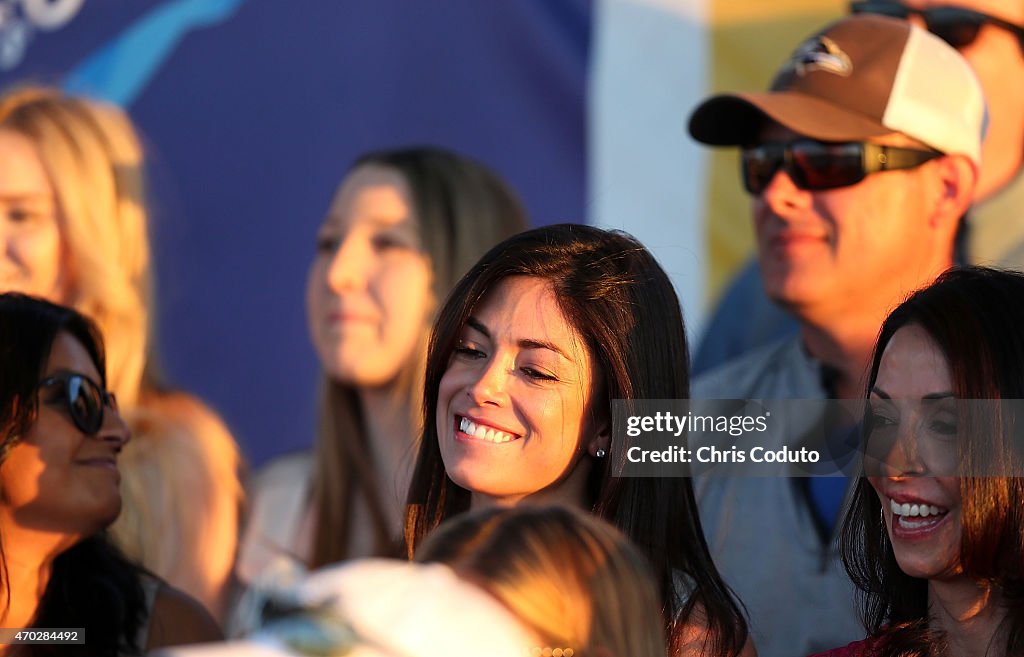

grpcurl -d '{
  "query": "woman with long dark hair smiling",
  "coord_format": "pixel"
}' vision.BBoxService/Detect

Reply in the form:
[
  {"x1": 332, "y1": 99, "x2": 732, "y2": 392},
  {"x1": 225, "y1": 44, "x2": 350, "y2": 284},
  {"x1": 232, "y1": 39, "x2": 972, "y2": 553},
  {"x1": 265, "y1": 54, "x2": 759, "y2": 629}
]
[
  {"x1": 815, "y1": 267, "x2": 1024, "y2": 657},
  {"x1": 405, "y1": 224, "x2": 753, "y2": 657}
]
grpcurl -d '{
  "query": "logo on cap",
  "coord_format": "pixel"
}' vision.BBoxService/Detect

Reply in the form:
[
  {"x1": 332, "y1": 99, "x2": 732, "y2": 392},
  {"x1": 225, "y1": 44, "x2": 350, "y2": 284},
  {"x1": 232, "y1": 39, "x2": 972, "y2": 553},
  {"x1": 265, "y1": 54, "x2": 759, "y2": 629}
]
[{"x1": 784, "y1": 36, "x2": 853, "y2": 78}]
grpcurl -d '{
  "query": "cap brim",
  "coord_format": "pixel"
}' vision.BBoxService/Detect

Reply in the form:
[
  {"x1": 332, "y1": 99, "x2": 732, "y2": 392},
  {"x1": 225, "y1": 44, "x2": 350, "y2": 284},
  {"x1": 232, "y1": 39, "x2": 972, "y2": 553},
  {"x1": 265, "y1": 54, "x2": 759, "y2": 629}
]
[{"x1": 688, "y1": 92, "x2": 891, "y2": 145}]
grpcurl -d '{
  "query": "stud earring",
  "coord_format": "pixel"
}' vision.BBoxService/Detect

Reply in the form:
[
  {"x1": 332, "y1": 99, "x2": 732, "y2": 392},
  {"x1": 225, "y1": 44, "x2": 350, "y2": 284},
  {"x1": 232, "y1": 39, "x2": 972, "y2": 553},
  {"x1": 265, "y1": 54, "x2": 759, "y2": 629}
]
[{"x1": 595, "y1": 448, "x2": 607, "y2": 458}]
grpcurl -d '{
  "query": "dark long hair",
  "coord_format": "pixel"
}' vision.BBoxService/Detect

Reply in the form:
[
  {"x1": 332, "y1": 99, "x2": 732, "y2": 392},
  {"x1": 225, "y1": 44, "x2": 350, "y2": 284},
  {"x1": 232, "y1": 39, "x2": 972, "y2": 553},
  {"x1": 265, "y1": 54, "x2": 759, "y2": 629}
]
[
  {"x1": 0, "y1": 292, "x2": 147, "y2": 656},
  {"x1": 405, "y1": 224, "x2": 749, "y2": 657},
  {"x1": 840, "y1": 267, "x2": 1024, "y2": 657},
  {"x1": 310, "y1": 146, "x2": 528, "y2": 566}
]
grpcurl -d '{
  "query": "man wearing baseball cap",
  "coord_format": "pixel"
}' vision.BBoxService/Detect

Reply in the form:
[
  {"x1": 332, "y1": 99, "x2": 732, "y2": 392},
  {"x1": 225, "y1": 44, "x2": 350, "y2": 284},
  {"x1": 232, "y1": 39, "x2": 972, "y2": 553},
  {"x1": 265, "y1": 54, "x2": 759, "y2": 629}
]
[
  {"x1": 688, "y1": 14, "x2": 984, "y2": 657},
  {"x1": 694, "y1": 0, "x2": 1024, "y2": 377}
]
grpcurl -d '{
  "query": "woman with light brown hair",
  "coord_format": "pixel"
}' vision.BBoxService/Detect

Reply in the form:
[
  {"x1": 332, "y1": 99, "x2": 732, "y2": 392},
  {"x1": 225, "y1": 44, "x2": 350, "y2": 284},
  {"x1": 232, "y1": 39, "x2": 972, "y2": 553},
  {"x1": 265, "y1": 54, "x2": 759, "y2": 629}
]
[
  {"x1": 236, "y1": 147, "x2": 528, "y2": 589},
  {"x1": 0, "y1": 85, "x2": 243, "y2": 621},
  {"x1": 417, "y1": 505, "x2": 668, "y2": 657}
]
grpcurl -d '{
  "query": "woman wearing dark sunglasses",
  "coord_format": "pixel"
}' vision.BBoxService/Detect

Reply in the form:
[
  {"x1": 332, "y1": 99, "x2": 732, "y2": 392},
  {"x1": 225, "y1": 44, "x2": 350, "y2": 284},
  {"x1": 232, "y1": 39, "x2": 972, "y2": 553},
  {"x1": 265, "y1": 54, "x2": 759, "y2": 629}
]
[{"x1": 0, "y1": 293, "x2": 221, "y2": 655}]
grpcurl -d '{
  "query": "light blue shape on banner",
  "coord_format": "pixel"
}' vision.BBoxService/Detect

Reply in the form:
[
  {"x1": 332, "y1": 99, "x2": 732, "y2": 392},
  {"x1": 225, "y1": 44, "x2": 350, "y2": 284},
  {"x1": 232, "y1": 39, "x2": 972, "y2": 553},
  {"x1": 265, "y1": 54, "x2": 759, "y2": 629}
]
[{"x1": 63, "y1": 0, "x2": 245, "y2": 106}]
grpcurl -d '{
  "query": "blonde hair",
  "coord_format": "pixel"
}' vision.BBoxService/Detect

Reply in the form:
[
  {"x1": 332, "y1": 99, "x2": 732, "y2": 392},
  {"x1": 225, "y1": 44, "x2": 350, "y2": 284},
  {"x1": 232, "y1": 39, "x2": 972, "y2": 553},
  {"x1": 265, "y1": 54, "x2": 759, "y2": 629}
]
[
  {"x1": 416, "y1": 505, "x2": 667, "y2": 657},
  {"x1": 0, "y1": 86, "x2": 244, "y2": 618},
  {"x1": 0, "y1": 86, "x2": 150, "y2": 404}
]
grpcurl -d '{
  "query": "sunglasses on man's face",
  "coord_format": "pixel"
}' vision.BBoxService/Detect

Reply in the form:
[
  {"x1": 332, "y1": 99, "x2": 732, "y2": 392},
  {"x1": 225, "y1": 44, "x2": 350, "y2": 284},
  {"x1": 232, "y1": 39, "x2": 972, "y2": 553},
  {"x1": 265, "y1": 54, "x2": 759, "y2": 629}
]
[
  {"x1": 850, "y1": 1, "x2": 1024, "y2": 52},
  {"x1": 740, "y1": 139, "x2": 943, "y2": 195},
  {"x1": 37, "y1": 372, "x2": 118, "y2": 435}
]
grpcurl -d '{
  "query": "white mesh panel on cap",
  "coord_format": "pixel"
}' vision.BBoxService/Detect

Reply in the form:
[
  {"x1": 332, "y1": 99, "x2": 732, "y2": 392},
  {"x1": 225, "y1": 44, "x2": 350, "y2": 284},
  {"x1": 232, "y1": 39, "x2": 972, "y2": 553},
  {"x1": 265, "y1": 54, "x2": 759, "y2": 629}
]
[{"x1": 883, "y1": 24, "x2": 986, "y2": 166}]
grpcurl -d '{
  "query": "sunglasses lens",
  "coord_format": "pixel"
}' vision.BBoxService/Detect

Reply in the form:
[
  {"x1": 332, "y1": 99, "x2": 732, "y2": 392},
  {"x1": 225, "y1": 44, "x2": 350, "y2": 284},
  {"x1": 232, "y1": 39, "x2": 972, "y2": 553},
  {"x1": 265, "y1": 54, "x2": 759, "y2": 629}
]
[
  {"x1": 742, "y1": 146, "x2": 783, "y2": 194},
  {"x1": 67, "y1": 375, "x2": 103, "y2": 434},
  {"x1": 850, "y1": 3, "x2": 989, "y2": 50},
  {"x1": 926, "y1": 10, "x2": 983, "y2": 49},
  {"x1": 790, "y1": 142, "x2": 865, "y2": 190},
  {"x1": 850, "y1": 2, "x2": 909, "y2": 19}
]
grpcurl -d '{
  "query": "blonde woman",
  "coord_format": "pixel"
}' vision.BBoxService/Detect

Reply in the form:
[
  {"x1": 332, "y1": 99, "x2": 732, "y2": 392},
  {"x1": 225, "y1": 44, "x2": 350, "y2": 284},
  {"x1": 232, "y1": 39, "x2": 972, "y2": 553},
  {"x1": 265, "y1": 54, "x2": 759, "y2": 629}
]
[
  {"x1": 236, "y1": 148, "x2": 528, "y2": 588},
  {"x1": 0, "y1": 86, "x2": 243, "y2": 621},
  {"x1": 417, "y1": 505, "x2": 668, "y2": 657}
]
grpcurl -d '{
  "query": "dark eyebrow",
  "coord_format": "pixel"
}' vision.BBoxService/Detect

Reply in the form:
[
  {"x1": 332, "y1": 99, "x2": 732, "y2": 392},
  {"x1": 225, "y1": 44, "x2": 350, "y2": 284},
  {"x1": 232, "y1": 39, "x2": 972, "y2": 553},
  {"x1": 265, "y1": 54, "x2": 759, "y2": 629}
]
[
  {"x1": 465, "y1": 317, "x2": 575, "y2": 362},
  {"x1": 319, "y1": 213, "x2": 415, "y2": 231},
  {"x1": 870, "y1": 388, "x2": 954, "y2": 400},
  {"x1": 466, "y1": 317, "x2": 490, "y2": 338},
  {"x1": 519, "y1": 338, "x2": 574, "y2": 363}
]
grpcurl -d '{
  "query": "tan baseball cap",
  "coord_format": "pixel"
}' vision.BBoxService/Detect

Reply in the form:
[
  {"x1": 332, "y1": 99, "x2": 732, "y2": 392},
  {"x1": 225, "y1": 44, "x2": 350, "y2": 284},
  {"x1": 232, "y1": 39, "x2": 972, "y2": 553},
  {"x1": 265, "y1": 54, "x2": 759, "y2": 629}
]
[{"x1": 688, "y1": 15, "x2": 987, "y2": 166}]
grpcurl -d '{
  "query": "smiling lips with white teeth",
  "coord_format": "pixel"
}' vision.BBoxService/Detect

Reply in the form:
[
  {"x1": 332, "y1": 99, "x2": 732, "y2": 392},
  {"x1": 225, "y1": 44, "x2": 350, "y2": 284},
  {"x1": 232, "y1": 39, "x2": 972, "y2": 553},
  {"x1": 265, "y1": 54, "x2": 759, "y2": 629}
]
[
  {"x1": 458, "y1": 416, "x2": 519, "y2": 444},
  {"x1": 890, "y1": 498, "x2": 948, "y2": 529}
]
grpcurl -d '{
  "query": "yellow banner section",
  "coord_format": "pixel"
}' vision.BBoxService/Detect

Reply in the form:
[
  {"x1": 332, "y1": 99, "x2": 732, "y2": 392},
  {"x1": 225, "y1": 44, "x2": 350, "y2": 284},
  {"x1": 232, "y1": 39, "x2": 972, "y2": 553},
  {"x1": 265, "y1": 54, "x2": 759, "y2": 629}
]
[
  {"x1": 712, "y1": 1, "x2": 847, "y2": 23},
  {"x1": 702, "y1": 0, "x2": 845, "y2": 306}
]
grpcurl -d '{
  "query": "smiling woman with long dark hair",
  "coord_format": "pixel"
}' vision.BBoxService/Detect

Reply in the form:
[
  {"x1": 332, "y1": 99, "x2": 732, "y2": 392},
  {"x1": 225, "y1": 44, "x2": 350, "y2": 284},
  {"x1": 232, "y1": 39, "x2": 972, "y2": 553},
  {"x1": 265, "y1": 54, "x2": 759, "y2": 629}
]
[
  {"x1": 405, "y1": 224, "x2": 753, "y2": 657},
  {"x1": 814, "y1": 267, "x2": 1024, "y2": 657}
]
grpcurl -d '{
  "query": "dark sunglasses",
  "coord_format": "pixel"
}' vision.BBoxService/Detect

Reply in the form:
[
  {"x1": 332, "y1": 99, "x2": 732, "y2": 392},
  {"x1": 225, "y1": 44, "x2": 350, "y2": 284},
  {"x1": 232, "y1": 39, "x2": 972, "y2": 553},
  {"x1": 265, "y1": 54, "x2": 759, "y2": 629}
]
[
  {"x1": 740, "y1": 139, "x2": 943, "y2": 195},
  {"x1": 850, "y1": 1, "x2": 1024, "y2": 52},
  {"x1": 37, "y1": 372, "x2": 118, "y2": 435}
]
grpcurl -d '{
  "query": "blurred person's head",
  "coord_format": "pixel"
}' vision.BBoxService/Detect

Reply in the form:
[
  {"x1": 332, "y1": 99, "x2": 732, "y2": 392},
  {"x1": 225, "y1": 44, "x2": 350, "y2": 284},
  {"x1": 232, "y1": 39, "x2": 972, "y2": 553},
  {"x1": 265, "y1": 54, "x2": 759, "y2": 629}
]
[
  {"x1": 308, "y1": 148, "x2": 529, "y2": 388},
  {"x1": 305, "y1": 147, "x2": 528, "y2": 565},
  {"x1": 850, "y1": 0, "x2": 1024, "y2": 199},
  {"x1": 406, "y1": 223, "x2": 748, "y2": 656},
  {"x1": 688, "y1": 16, "x2": 981, "y2": 338},
  {"x1": 417, "y1": 505, "x2": 666, "y2": 657},
  {"x1": 151, "y1": 559, "x2": 537, "y2": 657},
  {"x1": 840, "y1": 267, "x2": 1024, "y2": 656},
  {"x1": 0, "y1": 86, "x2": 153, "y2": 407}
]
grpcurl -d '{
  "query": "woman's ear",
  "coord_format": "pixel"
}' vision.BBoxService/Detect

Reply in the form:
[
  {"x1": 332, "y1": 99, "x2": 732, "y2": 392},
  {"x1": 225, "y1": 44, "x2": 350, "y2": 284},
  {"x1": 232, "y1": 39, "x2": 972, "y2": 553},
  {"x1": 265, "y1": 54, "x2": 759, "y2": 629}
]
[
  {"x1": 587, "y1": 421, "x2": 610, "y2": 458},
  {"x1": 585, "y1": 377, "x2": 611, "y2": 458}
]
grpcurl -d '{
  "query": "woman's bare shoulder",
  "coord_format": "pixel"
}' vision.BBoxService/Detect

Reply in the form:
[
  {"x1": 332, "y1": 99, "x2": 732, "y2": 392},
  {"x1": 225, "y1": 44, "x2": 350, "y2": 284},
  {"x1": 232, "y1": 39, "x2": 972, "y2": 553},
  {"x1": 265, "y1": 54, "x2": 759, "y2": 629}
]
[{"x1": 675, "y1": 601, "x2": 757, "y2": 657}]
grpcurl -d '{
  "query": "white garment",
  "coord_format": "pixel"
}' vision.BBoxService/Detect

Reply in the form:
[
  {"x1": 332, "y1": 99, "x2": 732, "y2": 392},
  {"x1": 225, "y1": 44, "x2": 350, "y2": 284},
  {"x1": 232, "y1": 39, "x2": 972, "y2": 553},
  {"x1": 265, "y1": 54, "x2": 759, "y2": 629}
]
[
  {"x1": 231, "y1": 452, "x2": 314, "y2": 638},
  {"x1": 235, "y1": 452, "x2": 315, "y2": 588},
  {"x1": 153, "y1": 560, "x2": 538, "y2": 657}
]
